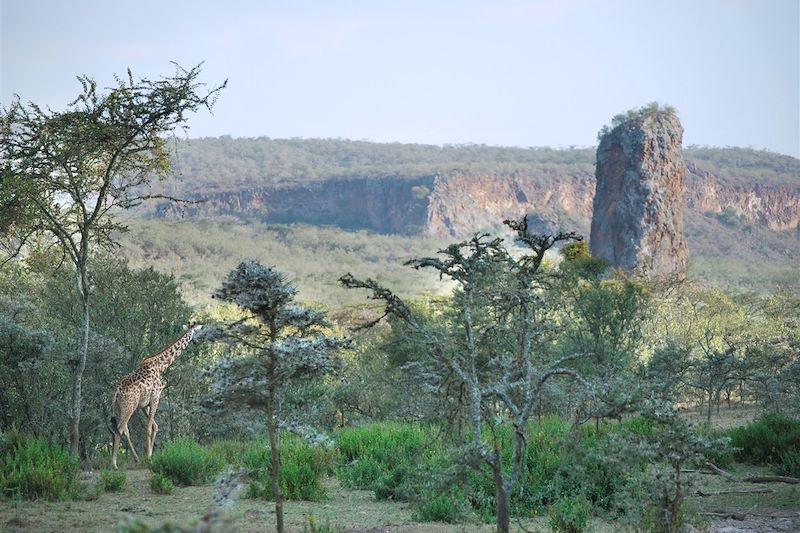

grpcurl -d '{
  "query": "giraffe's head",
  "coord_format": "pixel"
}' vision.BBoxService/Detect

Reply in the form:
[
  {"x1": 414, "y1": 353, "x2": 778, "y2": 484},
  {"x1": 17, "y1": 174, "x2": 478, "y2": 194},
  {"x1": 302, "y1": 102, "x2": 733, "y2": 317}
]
[{"x1": 185, "y1": 322, "x2": 204, "y2": 341}]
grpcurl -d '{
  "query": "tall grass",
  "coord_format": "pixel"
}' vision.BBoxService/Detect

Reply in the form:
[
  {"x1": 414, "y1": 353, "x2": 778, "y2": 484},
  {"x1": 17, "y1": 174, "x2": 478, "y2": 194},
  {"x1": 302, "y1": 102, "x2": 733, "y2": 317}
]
[
  {"x1": 243, "y1": 435, "x2": 334, "y2": 501},
  {"x1": 0, "y1": 429, "x2": 79, "y2": 501},
  {"x1": 150, "y1": 438, "x2": 225, "y2": 486},
  {"x1": 335, "y1": 422, "x2": 433, "y2": 491},
  {"x1": 729, "y1": 413, "x2": 800, "y2": 475}
]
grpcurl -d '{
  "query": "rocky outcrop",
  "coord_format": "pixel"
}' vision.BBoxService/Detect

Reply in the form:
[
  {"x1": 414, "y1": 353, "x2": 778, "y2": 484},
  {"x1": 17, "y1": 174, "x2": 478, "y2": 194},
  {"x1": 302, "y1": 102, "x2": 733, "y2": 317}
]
[{"x1": 590, "y1": 110, "x2": 689, "y2": 278}]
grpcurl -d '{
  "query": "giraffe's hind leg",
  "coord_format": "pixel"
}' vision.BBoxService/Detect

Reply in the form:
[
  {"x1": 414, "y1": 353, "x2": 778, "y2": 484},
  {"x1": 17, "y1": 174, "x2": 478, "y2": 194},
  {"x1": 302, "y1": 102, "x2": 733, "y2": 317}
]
[
  {"x1": 122, "y1": 423, "x2": 141, "y2": 463},
  {"x1": 114, "y1": 399, "x2": 141, "y2": 465},
  {"x1": 112, "y1": 428, "x2": 121, "y2": 470}
]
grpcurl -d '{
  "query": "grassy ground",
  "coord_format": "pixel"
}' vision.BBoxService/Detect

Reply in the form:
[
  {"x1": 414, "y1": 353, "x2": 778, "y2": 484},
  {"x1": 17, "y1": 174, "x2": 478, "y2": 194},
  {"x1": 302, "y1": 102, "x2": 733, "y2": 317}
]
[
  {"x1": 1, "y1": 462, "x2": 797, "y2": 532},
  {"x1": 2, "y1": 407, "x2": 797, "y2": 532},
  {"x1": 0, "y1": 469, "x2": 589, "y2": 533}
]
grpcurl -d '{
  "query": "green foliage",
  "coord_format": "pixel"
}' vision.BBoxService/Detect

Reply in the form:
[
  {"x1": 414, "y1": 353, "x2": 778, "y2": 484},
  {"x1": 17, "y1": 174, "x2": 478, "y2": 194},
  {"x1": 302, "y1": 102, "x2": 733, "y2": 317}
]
[
  {"x1": 559, "y1": 241, "x2": 608, "y2": 279},
  {"x1": 303, "y1": 514, "x2": 338, "y2": 533},
  {"x1": 548, "y1": 495, "x2": 591, "y2": 533},
  {"x1": 243, "y1": 436, "x2": 334, "y2": 501},
  {"x1": 208, "y1": 439, "x2": 246, "y2": 466},
  {"x1": 597, "y1": 102, "x2": 678, "y2": 141},
  {"x1": 156, "y1": 137, "x2": 596, "y2": 192},
  {"x1": 150, "y1": 438, "x2": 225, "y2": 486},
  {"x1": 334, "y1": 422, "x2": 430, "y2": 491},
  {"x1": 149, "y1": 473, "x2": 175, "y2": 495},
  {"x1": 0, "y1": 430, "x2": 79, "y2": 501},
  {"x1": 0, "y1": 255, "x2": 195, "y2": 458},
  {"x1": 729, "y1": 414, "x2": 800, "y2": 471},
  {"x1": 100, "y1": 469, "x2": 127, "y2": 492},
  {"x1": 616, "y1": 416, "x2": 656, "y2": 438},
  {"x1": 411, "y1": 486, "x2": 473, "y2": 523},
  {"x1": 776, "y1": 449, "x2": 800, "y2": 477}
]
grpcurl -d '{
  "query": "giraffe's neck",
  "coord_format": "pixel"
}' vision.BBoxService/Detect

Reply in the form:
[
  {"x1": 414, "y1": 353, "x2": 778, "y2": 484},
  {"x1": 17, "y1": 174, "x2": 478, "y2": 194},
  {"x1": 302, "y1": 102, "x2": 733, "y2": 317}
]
[{"x1": 148, "y1": 329, "x2": 194, "y2": 374}]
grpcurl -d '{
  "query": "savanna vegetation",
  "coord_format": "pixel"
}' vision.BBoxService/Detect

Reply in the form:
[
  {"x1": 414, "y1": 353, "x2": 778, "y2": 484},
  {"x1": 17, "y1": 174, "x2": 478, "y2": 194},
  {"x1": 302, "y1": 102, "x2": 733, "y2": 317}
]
[{"x1": 0, "y1": 68, "x2": 798, "y2": 533}]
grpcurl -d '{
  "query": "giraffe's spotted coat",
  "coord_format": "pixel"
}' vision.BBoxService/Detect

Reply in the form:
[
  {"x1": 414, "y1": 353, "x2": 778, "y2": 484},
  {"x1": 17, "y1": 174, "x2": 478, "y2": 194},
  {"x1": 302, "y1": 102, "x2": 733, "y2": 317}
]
[{"x1": 110, "y1": 324, "x2": 202, "y2": 469}]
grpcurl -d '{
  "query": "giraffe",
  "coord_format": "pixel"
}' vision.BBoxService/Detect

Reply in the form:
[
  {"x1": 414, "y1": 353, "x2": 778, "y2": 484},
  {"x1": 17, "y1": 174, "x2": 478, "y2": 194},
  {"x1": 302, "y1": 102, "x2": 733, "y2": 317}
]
[{"x1": 110, "y1": 323, "x2": 203, "y2": 469}]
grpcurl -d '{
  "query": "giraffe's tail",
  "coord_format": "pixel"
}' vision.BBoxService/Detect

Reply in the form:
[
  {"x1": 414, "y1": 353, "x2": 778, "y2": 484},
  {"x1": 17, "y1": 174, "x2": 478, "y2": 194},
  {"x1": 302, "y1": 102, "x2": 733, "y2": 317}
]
[{"x1": 108, "y1": 416, "x2": 119, "y2": 436}]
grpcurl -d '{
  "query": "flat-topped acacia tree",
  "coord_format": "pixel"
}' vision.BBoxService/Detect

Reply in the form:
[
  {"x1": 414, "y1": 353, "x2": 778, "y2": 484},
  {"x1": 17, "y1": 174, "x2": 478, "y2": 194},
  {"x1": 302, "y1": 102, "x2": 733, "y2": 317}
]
[{"x1": 0, "y1": 64, "x2": 225, "y2": 454}]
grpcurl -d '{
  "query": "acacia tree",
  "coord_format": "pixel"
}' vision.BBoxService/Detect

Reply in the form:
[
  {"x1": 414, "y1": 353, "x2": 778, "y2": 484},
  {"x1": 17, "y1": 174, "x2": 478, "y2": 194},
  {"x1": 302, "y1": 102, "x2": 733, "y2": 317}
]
[
  {"x1": 341, "y1": 217, "x2": 589, "y2": 533},
  {"x1": 0, "y1": 64, "x2": 225, "y2": 453},
  {"x1": 207, "y1": 260, "x2": 346, "y2": 533},
  {"x1": 559, "y1": 269, "x2": 650, "y2": 429}
]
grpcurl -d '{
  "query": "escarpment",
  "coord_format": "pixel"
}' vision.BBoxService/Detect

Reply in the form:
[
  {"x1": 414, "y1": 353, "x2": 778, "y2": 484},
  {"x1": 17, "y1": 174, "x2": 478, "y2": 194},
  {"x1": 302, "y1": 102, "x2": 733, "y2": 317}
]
[{"x1": 145, "y1": 139, "x2": 798, "y2": 255}]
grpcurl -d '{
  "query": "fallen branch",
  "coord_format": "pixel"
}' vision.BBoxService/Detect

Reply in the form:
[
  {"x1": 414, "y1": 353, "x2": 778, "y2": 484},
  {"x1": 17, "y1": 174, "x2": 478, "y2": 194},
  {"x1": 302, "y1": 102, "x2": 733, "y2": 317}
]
[
  {"x1": 704, "y1": 461, "x2": 736, "y2": 480},
  {"x1": 704, "y1": 462, "x2": 800, "y2": 484},
  {"x1": 694, "y1": 488, "x2": 773, "y2": 497},
  {"x1": 704, "y1": 510, "x2": 800, "y2": 520},
  {"x1": 681, "y1": 469, "x2": 717, "y2": 475},
  {"x1": 740, "y1": 475, "x2": 800, "y2": 485},
  {"x1": 703, "y1": 511, "x2": 747, "y2": 520}
]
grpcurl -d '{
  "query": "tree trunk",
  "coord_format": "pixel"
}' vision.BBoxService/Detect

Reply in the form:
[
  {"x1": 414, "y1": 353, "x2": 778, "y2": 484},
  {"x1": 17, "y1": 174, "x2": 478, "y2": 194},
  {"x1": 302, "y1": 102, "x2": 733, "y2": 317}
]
[
  {"x1": 493, "y1": 458, "x2": 510, "y2": 533},
  {"x1": 69, "y1": 262, "x2": 90, "y2": 456},
  {"x1": 266, "y1": 394, "x2": 284, "y2": 533}
]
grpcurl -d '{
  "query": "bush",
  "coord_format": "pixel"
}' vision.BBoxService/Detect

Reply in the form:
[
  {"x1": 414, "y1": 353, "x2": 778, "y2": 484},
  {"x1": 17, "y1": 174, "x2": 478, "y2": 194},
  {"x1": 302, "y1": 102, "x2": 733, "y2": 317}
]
[
  {"x1": 149, "y1": 472, "x2": 175, "y2": 495},
  {"x1": 244, "y1": 435, "x2": 334, "y2": 501},
  {"x1": 548, "y1": 495, "x2": 591, "y2": 533},
  {"x1": 208, "y1": 439, "x2": 245, "y2": 466},
  {"x1": 776, "y1": 449, "x2": 800, "y2": 478},
  {"x1": 412, "y1": 486, "x2": 473, "y2": 523},
  {"x1": 100, "y1": 469, "x2": 127, "y2": 492},
  {"x1": 0, "y1": 429, "x2": 79, "y2": 501},
  {"x1": 729, "y1": 414, "x2": 800, "y2": 472},
  {"x1": 335, "y1": 422, "x2": 430, "y2": 491},
  {"x1": 150, "y1": 438, "x2": 225, "y2": 486},
  {"x1": 697, "y1": 429, "x2": 734, "y2": 469}
]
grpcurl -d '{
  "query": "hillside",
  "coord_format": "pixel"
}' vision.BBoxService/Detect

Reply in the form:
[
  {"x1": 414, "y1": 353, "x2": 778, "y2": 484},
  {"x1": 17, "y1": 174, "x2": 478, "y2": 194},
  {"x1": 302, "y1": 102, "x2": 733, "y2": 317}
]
[{"x1": 123, "y1": 138, "x2": 800, "y2": 301}]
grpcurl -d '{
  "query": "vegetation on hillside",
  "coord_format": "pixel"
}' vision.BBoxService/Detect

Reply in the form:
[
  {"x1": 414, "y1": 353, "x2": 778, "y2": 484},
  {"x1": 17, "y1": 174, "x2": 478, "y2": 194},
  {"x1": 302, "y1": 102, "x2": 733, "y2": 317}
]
[{"x1": 154, "y1": 136, "x2": 798, "y2": 196}]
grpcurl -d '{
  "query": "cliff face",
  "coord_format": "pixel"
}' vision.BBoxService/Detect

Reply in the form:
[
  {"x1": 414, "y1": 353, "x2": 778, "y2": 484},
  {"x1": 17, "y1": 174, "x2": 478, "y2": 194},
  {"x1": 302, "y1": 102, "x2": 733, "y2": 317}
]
[
  {"x1": 147, "y1": 144, "x2": 799, "y2": 250},
  {"x1": 590, "y1": 111, "x2": 689, "y2": 277},
  {"x1": 685, "y1": 162, "x2": 800, "y2": 232},
  {"x1": 152, "y1": 166, "x2": 799, "y2": 242}
]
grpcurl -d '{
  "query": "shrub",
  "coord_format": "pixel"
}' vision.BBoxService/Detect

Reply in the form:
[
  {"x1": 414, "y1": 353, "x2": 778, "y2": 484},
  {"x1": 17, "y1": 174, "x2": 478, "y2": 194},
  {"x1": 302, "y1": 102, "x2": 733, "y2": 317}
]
[
  {"x1": 776, "y1": 449, "x2": 800, "y2": 477},
  {"x1": 150, "y1": 438, "x2": 225, "y2": 486},
  {"x1": 0, "y1": 429, "x2": 79, "y2": 501},
  {"x1": 697, "y1": 429, "x2": 733, "y2": 469},
  {"x1": 244, "y1": 435, "x2": 334, "y2": 501},
  {"x1": 149, "y1": 472, "x2": 175, "y2": 495},
  {"x1": 616, "y1": 416, "x2": 655, "y2": 438},
  {"x1": 303, "y1": 514, "x2": 337, "y2": 533},
  {"x1": 548, "y1": 495, "x2": 591, "y2": 533},
  {"x1": 100, "y1": 469, "x2": 127, "y2": 492},
  {"x1": 335, "y1": 422, "x2": 430, "y2": 491},
  {"x1": 412, "y1": 486, "x2": 473, "y2": 523},
  {"x1": 729, "y1": 414, "x2": 800, "y2": 472},
  {"x1": 209, "y1": 439, "x2": 245, "y2": 466}
]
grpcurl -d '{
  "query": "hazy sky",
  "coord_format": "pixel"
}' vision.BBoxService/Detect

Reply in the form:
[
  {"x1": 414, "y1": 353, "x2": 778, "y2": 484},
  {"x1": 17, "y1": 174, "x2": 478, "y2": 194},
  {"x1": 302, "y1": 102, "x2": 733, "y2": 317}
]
[{"x1": 2, "y1": 0, "x2": 798, "y2": 156}]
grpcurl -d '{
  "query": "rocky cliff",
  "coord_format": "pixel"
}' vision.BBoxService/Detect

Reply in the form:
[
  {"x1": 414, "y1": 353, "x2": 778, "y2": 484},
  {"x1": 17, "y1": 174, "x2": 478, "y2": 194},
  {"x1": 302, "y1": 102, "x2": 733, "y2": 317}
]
[
  {"x1": 145, "y1": 139, "x2": 799, "y2": 257},
  {"x1": 590, "y1": 109, "x2": 689, "y2": 277}
]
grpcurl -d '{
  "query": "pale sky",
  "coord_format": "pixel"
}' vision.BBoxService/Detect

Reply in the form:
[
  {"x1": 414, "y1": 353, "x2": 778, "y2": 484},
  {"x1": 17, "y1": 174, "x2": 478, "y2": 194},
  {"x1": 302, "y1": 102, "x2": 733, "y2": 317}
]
[{"x1": 2, "y1": 0, "x2": 799, "y2": 157}]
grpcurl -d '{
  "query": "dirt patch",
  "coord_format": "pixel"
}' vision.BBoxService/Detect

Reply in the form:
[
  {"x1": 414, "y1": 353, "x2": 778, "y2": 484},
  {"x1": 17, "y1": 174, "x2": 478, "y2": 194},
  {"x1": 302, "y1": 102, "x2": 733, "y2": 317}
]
[{"x1": 709, "y1": 510, "x2": 800, "y2": 532}]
